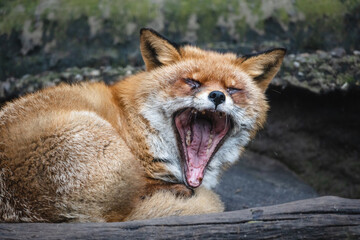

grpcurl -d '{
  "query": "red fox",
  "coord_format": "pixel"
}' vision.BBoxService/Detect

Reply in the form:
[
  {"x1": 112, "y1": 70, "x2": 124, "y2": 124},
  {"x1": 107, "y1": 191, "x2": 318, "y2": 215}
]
[{"x1": 0, "y1": 28, "x2": 285, "y2": 222}]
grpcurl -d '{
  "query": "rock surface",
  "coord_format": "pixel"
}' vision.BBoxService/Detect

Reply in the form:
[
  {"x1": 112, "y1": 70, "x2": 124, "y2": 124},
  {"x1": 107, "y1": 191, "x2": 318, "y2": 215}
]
[
  {"x1": 1, "y1": 51, "x2": 359, "y2": 103},
  {"x1": 250, "y1": 86, "x2": 360, "y2": 199},
  {"x1": 0, "y1": 65, "x2": 143, "y2": 103},
  {"x1": 215, "y1": 151, "x2": 317, "y2": 211},
  {"x1": 274, "y1": 51, "x2": 360, "y2": 94}
]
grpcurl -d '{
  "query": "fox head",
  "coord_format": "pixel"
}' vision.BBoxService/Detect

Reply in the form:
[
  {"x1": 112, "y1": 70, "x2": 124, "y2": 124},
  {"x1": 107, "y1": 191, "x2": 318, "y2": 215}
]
[{"x1": 132, "y1": 28, "x2": 285, "y2": 189}]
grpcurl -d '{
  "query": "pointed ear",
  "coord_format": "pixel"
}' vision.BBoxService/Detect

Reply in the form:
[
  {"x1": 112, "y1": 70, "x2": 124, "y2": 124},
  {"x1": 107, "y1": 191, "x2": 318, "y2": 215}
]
[
  {"x1": 140, "y1": 28, "x2": 181, "y2": 71},
  {"x1": 238, "y1": 48, "x2": 286, "y2": 92}
]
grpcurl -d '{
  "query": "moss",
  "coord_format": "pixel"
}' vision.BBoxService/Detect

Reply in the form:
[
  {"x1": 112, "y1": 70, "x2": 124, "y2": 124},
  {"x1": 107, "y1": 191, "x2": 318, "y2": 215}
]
[
  {"x1": 0, "y1": 1, "x2": 39, "y2": 33},
  {"x1": 255, "y1": 19, "x2": 264, "y2": 32},
  {"x1": 293, "y1": 0, "x2": 359, "y2": 50},
  {"x1": 0, "y1": 0, "x2": 157, "y2": 35},
  {"x1": 163, "y1": 0, "x2": 238, "y2": 42},
  {"x1": 1, "y1": 0, "x2": 357, "y2": 43},
  {"x1": 343, "y1": 0, "x2": 360, "y2": 9},
  {"x1": 295, "y1": 0, "x2": 347, "y2": 22},
  {"x1": 245, "y1": 0, "x2": 263, "y2": 17},
  {"x1": 164, "y1": 0, "x2": 195, "y2": 34},
  {"x1": 1, "y1": 0, "x2": 359, "y2": 80},
  {"x1": 234, "y1": 17, "x2": 248, "y2": 37},
  {"x1": 275, "y1": 8, "x2": 290, "y2": 26},
  {"x1": 337, "y1": 73, "x2": 355, "y2": 84}
]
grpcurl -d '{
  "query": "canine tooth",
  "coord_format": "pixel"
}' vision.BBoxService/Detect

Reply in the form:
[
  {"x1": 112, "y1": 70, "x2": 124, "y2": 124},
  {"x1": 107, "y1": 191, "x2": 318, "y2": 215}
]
[
  {"x1": 186, "y1": 135, "x2": 191, "y2": 146},
  {"x1": 207, "y1": 135, "x2": 213, "y2": 150},
  {"x1": 208, "y1": 138, "x2": 212, "y2": 146},
  {"x1": 186, "y1": 130, "x2": 191, "y2": 145}
]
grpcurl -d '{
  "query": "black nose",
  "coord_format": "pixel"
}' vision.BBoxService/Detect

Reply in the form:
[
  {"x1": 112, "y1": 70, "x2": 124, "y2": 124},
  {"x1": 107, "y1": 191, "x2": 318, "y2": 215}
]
[{"x1": 208, "y1": 91, "x2": 225, "y2": 109}]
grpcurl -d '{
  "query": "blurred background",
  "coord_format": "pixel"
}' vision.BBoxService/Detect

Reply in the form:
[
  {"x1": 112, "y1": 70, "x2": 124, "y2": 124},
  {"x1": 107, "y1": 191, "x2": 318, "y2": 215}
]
[{"x1": 0, "y1": 0, "x2": 359, "y2": 204}]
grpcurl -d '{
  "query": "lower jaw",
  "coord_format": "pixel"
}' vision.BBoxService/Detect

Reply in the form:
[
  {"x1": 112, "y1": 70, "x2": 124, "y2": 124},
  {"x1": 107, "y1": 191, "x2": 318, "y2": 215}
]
[{"x1": 183, "y1": 164, "x2": 204, "y2": 188}]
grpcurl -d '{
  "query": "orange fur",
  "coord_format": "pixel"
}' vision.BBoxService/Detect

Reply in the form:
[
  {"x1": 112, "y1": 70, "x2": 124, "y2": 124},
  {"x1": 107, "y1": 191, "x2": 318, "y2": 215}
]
[{"x1": 0, "y1": 28, "x2": 285, "y2": 222}]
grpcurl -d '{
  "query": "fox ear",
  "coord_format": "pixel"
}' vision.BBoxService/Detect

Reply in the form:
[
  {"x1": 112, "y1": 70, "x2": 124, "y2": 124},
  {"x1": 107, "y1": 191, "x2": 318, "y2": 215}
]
[
  {"x1": 140, "y1": 28, "x2": 181, "y2": 71},
  {"x1": 238, "y1": 48, "x2": 286, "y2": 92}
]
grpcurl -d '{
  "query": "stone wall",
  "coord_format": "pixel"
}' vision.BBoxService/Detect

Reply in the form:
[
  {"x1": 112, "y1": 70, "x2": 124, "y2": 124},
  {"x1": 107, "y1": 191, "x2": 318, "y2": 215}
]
[{"x1": 1, "y1": 0, "x2": 359, "y2": 80}]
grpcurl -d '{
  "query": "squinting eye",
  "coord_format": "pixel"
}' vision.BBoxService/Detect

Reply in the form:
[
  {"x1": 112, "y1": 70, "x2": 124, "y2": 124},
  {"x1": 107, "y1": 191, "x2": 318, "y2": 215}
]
[
  {"x1": 184, "y1": 78, "x2": 201, "y2": 89},
  {"x1": 227, "y1": 87, "x2": 243, "y2": 95}
]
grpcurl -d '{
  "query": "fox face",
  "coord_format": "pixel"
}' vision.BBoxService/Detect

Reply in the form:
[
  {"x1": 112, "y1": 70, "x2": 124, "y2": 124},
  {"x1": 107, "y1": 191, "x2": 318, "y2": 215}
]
[{"x1": 138, "y1": 28, "x2": 285, "y2": 189}]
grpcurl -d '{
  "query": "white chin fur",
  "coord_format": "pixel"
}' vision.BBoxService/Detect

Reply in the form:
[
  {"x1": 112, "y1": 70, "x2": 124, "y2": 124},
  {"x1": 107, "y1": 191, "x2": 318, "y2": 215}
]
[{"x1": 141, "y1": 93, "x2": 256, "y2": 189}]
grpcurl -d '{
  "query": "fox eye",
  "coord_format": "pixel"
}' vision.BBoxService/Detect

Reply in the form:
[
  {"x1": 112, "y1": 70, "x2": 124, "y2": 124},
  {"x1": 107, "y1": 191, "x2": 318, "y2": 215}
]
[
  {"x1": 227, "y1": 87, "x2": 243, "y2": 95},
  {"x1": 184, "y1": 78, "x2": 201, "y2": 89}
]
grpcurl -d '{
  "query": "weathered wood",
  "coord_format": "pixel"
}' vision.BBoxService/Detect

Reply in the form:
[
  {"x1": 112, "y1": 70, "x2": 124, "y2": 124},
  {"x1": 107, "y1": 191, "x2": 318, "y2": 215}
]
[{"x1": 0, "y1": 196, "x2": 359, "y2": 239}]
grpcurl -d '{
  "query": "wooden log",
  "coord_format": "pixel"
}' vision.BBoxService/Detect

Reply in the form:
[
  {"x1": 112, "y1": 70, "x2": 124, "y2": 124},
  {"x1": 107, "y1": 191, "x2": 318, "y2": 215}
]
[{"x1": 0, "y1": 196, "x2": 359, "y2": 239}]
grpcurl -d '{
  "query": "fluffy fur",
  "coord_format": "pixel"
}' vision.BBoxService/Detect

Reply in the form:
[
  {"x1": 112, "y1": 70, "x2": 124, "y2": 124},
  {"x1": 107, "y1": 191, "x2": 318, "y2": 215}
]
[
  {"x1": 0, "y1": 28, "x2": 285, "y2": 222},
  {"x1": 124, "y1": 187, "x2": 224, "y2": 221}
]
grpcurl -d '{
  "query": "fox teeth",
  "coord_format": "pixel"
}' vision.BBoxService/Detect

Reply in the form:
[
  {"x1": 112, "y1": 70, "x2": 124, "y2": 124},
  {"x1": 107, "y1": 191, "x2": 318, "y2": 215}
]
[
  {"x1": 186, "y1": 130, "x2": 191, "y2": 145},
  {"x1": 207, "y1": 134, "x2": 213, "y2": 149},
  {"x1": 207, "y1": 138, "x2": 212, "y2": 147},
  {"x1": 186, "y1": 135, "x2": 191, "y2": 146}
]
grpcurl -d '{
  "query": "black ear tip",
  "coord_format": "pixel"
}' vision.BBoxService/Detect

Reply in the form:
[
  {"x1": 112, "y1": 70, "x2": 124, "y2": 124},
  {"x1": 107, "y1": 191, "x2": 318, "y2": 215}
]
[
  {"x1": 280, "y1": 48, "x2": 287, "y2": 54},
  {"x1": 268, "y1": 47, "x2": 287, "y2": 53},
  {"x1": 242, "y1": 48, "x2": 287, "y2": 61},
  {"x1": 140, "y1": 28, "x2": 150, "y2": 35},
  {"x1": 140, "y1": 27, "x2": 158, "y2": 36},
  {"x1": 274, "y1": 48, "x2": 287, "y2": 55}
]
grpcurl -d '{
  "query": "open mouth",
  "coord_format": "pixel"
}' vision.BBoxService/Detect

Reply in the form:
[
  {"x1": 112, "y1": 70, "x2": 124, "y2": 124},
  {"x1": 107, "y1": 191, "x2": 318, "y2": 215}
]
[{"x1": 174, "y1": 108, "x2": 231, "y2": 188}]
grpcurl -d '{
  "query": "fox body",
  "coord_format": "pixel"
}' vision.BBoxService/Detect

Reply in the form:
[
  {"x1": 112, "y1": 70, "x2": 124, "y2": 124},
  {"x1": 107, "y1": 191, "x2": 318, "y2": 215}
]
[{"x1": 0, "y1": 29, "x2": 285, "y2": 222}]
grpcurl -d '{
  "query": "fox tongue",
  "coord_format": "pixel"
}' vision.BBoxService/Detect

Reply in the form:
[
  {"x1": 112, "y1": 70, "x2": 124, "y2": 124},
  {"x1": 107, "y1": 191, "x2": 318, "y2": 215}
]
[{"x1": 186, "y1": 119, "x2": 211, "y2": 187}]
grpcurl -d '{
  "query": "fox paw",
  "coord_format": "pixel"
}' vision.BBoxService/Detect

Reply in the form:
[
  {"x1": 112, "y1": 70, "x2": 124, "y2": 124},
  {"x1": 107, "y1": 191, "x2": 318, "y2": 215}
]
[
  {"x1": 168, "y1": 184, "x2": 194, "y2": 198},
  {"x1": 142, "y1": 180, "x2": 194, "y2": 199}
]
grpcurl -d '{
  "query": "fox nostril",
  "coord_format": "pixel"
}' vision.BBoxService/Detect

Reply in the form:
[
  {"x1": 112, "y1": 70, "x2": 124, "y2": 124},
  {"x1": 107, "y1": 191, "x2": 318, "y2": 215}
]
[{"x1": 208, "y1": 91, "x2": 225, "y2": 109}]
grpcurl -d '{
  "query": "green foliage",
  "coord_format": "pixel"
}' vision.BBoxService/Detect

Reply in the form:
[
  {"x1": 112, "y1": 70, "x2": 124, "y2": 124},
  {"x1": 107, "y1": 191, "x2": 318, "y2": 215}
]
[
  {"x1": 275, "y1": 8, "x2": 290, "y2": 26},
  {"x1": 295, "y1": 0, "x2": 347, "y2": 21},
  {"x1": 0, "y1": 0, "x2": 39, "y2": 33},
  {"x1": 294, "y1": 0, "x2": 359, "y2": 33},
  {"x1": 0, "y1": 0, "x2": 157, "y2": 35},
  {"x1": 1, "y1": 0, "x2": 358, "y2": 41},
  {"x1": 1, "y1": 0, "x2": 359, "y2": 81},
  {"x1": 163, "y1": 0, "x2": 236, "y2": 41}
]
